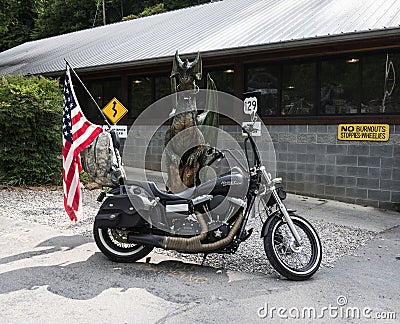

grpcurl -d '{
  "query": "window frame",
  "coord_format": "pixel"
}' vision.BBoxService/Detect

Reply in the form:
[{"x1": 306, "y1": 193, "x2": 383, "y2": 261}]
[{"x1": 244, "y1": 49, "x2": 400, "y2": 122}]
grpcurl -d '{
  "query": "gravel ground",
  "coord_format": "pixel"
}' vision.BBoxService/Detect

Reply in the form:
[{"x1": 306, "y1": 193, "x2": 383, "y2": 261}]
[{"x1": 0, "y1": 187, "x2": 375, "y2": 275}]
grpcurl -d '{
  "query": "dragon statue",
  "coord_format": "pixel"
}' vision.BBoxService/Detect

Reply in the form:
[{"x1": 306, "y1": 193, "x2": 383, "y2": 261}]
[{"x1": 164, "y1": 51, "x2": 218, "y2": 193}]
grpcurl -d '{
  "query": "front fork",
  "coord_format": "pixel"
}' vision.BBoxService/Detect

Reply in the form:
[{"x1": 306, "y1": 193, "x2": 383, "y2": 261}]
[{"x1": 260, "y1": 167, "x2": 302, "y2": 246}]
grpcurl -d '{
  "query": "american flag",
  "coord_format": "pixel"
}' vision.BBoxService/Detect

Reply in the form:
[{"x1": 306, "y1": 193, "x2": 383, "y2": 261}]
[{"x1": 62, "y1": 65, "x2": 102, "y2": 221}]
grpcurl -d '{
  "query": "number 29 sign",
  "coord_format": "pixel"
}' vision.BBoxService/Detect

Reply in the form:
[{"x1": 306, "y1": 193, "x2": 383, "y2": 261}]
[{"x1": 244, "y1": 97, "x2": 258, "y2": 115}]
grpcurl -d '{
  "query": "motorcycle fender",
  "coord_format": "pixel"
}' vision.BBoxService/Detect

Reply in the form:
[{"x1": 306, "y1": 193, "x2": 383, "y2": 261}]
[
  {"x1": 94, "y1": 195, "x2": 144, "y2": 228},
  {"x1": 260, "y1": 209, "x2": 297, "y2": 237}
]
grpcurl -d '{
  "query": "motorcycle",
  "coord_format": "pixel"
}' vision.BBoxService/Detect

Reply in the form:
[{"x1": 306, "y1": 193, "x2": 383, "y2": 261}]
[{"x1": 92, "y1": 125, "x2": 322, "y2": 281}]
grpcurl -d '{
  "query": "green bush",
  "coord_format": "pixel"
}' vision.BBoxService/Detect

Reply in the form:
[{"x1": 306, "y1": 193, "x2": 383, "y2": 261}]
[{"x1": 0, "y1": 74, "x2": 63, "y2": 185}]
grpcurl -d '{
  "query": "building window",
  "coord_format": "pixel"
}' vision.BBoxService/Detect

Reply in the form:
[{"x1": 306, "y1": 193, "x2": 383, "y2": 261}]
[
  {"x1": 281, "y1": 62, "x2": 316, "y2": 115},
  {"x1": 383, "y1": 53, "x2": 400, "y2": 114},
  {"x1": 362, "y1": 53, "x2": 400, "y2": 114},
  {"x1": 78, "y1": 51, "x2": 400, "y2": 123},
  {"x1": 362, "y1": 54, "x2": 386, "y2": 114},
  {"x1": 75, "y1": 78, "x2": 121, "y2": 123},
  {"x1": 207, "y1": 67, "x2": 235, "y2": 95},
  {"x1": 245, "y1": 64, "x2": 280, "y2": 117},
  {"x1": 320, "y1": 58, "x2": 360, "y2": 115},
  {"x1": 128, "y1": 71, "x2": 229, "y2": 119},
  {"x1": 129, "y1": 74, "x2": 172, "y2": 118},
  {"x1": 129, "y1": 76, "x2": 152, "y2": 118},
  {"x1": 244, "y1": 51, "x2": 400, "y2": 118},
  {"x1": 155, "y1": 75, "x2": 171, "y2": 101}
]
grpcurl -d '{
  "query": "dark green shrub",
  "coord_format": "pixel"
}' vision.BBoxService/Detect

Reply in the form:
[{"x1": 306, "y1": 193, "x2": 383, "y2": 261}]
[{"x1": 0, "y1": 74, "x2": 63, "y2": 185}]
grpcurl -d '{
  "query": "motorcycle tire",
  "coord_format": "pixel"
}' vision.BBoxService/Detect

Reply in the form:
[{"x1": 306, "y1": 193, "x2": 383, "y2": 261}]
[
  {"x1": 264, "y1": 214, "x2": 322, "y2": 281},
  {"x1": 94, "y1": 224, "x2": 153, "y2": 263}
]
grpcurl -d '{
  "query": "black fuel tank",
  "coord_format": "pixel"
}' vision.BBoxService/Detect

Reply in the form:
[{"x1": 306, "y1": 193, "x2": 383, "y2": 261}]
[{"x1": 195, "y1": 170, "x2": 248, "y2": 198}]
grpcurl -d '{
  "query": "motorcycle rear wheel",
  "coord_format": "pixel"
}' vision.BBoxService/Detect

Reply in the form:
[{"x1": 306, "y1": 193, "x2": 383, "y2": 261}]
[
  {"x1": 94, "y1": 224, "x2": 153, "y2": 263},
  {"x1": 264, "y1": 214, "x2": 322, "y2": 280}
]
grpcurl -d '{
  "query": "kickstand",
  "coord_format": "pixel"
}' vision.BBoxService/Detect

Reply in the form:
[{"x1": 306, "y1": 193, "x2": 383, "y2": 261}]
[{"x1": 201, "y1": 253, "x2": 208, "y2": 266}]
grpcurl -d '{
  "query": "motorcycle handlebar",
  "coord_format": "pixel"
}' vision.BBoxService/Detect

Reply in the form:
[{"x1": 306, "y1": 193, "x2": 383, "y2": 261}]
[
  {"x1": 205, "y1": 126, "x2": 261, "y2": 171},
  {"x1": 206, "y1": 148, "x2": 224, "y2": 166}
]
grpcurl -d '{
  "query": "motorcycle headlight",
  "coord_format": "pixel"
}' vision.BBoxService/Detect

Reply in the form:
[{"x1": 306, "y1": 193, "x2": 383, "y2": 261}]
[
  {"x1": 266, "y1": 187, "x2": 287, "y2": 207},
  {"x1": 277, "y1": 187, "x2": 287, "y2": 200}
]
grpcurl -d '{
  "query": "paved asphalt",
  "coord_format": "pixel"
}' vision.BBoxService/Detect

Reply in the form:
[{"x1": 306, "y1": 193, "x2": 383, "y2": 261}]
[{"x1": 0, "y1": 195, "x2": 399, "y2": 323}]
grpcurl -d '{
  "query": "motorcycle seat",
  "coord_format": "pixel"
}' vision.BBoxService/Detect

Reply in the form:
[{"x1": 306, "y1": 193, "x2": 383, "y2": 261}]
[
  {"x1": 124, "y1": 179, "x2": 196, "y2": 201},
  {"x1": 148, "y1": 182, "x2": 196, "y2": 200}
]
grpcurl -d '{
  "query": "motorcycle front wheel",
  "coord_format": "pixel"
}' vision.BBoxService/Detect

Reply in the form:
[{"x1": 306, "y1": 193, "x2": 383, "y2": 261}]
[
  {"x1": 264, "y1": 214, "x2": 322, "y2": 280},
  {"x1": 94, "y1": 224, "x2": 153, "y2": 263}
]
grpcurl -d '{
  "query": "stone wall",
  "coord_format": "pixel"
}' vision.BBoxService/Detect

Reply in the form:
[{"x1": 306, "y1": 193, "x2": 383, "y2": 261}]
[
  {"x1": 267, "y1": 124, "x2": 400, "y2": 211},
  {"x1": 120, "y1": 124, "x2": 400, "y2": 211}
]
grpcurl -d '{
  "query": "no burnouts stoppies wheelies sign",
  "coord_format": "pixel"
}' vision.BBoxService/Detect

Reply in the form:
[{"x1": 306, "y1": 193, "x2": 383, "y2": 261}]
[{"x1": 338, "y1": 124, "x2": 389, "y2": 141}]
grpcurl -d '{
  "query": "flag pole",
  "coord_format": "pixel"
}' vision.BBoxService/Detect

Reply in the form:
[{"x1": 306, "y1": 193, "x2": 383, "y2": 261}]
[{"x1": 64, "y1": 59, "x2": 111, "y2": 129}]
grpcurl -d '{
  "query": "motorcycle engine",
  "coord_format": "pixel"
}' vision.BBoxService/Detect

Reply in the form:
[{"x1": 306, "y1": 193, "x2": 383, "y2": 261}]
[
  {"x1": 172, "y1": 217, "x2": 201, "y2": 236},
  {"x1": 170, "y1": 194, "x2": 245, "y2": 238}
]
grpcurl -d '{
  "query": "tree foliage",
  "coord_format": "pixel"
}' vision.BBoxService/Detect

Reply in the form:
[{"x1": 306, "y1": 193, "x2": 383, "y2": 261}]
[
  {"x1": 0, "y1": 0, "x2": 36, "y2": 52},
  {"x1": 31, "y1": 0, "x2": 98, "y2": 40},
  {"x1": 122, "y1": 3, "x2": 166, "y2": 21},
  {"x1": 0, "y1": 74, "x2": 63, "y2": 185},
  {"x1": 164, "y1": 0, "x2": 209, "y2": 11}
]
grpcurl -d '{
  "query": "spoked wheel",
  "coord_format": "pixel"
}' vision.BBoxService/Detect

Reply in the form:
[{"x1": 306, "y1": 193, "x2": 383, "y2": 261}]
[
  {"x1": 264, "y1": 214, "x2": 322, "y2": 280},
  {"x1": 94, "y1": 224, "x2": 153, "y2": 263}
]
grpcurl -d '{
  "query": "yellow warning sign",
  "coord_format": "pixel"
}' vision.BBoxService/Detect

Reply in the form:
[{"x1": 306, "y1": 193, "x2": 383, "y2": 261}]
[
  {"x1": 338, "y1": 124, "x2": 389, "y2": 142},
  {"x1": 102, "y1": 97, "x2": 128, "y2": 124}
]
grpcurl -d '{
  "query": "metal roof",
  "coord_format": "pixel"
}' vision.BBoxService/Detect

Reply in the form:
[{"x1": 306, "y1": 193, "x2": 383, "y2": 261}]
[{"x1": 1, "y1": 0, "x2": 400, "y2": 76}]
